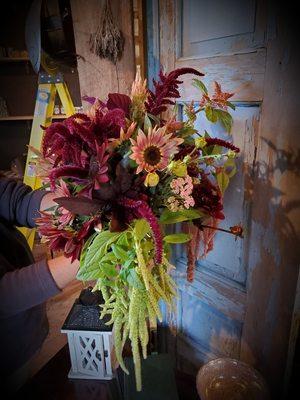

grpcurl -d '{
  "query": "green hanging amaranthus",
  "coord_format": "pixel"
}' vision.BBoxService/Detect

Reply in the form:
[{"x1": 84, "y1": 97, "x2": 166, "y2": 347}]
[{"x1": 78, "y1": 218, "x2": 177, "y2": 391}]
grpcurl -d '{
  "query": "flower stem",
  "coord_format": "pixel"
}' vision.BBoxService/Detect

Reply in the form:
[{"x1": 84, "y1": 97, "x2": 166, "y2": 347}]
[{"x1": 199, "y1": 223, "x2": 244, "y2": 238}]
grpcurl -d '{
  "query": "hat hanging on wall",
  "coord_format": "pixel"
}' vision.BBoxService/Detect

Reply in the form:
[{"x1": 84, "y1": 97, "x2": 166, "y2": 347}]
[{"x1": 90, "y1": 0, "x2": 124, "y2": 64}]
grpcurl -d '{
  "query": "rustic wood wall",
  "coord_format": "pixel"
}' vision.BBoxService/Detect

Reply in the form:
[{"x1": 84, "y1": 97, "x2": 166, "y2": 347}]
[
  {"x1": 71, "y1": 0, "x2": 135, "y2": 103},
  {"x1": 240, "y1": 6, "x2": 300, "y2": 396}
]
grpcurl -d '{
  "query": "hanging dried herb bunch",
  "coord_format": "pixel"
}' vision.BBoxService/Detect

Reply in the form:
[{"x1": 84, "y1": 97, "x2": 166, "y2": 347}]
[{"x1": 90, "y1": 0, "x2": 124, "y2": 64}]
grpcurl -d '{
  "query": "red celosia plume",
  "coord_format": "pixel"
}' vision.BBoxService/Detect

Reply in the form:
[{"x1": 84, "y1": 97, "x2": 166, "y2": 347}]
[
  {"x1": 146, "y1": 68, "x2": 204, "y2": 115},
  {"x1": 205, "y1": 137, "x2": 240, "y2": 153}
]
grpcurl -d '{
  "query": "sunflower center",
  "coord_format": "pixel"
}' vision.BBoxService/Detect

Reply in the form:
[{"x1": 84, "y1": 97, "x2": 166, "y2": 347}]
[{"x1": 143, "y1": 146, "x2": 162, "y2": 166}]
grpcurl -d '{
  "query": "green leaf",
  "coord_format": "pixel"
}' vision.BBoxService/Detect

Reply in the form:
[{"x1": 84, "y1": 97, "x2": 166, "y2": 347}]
[
  {"x1": 227, "y1": 101, "x2": 236, "y2": 110},
  {"x1": 224, "y1": 158, "x2": 237, "y2": 178},
  {"x1": 117, "y1": 232, "x2": 130, "y2": 248},
  {"x1": 127, "y1": 268, "x2": 144, "y2": 289},
  {"x1": 164, "y1": 233, "x2": 192, "y2": 243},
  {"x1": 148, "y1": 113, "x2": 161, "y2": 126},
  {"x1": 144, "y1": 113, "x2": 152, "y2": 132},
  {"x1": 101, "y1": 263, "x2": 118, "y2": 277},
  {"x1": 79, "y1": 232, "x2": 97, "y2": 268},
  {"x1": 86, "y1": 231, "x2": 120, "y2": 265},
  {"x1": 205, "y1": 106, "x2": 218, "y2": 123},
  {"x1": 214, "y1": 109, "x2": 233, "y2": 132},
  {"x1": 211, "y1": 145, "x2": 222, "y2": 156},
  {"x1": 141, "y1": 240, "x2": 153, "y2": 254},
  {"x1": 160, "y1": 208, "x2": 204, "y2": 224},
  {"x1": 77, "y1": 231, "x2": 121, "y2": 281},
  {"x1": 122, "y1": 258, "x2": 135, "y2": 269},
  {"x1": 39, "y1": 182, "x2": 51, "y2": 190},
  {"x1": 177, "y1": 126, "x2": 197, "y2": 138},
  {"x1": 192, "y1": 78, "x2": 208, "y2": 94},
  {"x1": 100, "y1": 252, "x2": 117, "y2": 263},
  {"x1": 79, "y1": 269, "x2": 104, "y2": 281},
  {"x1": 111, "y1": 244, "x2": 128, "y2": 262},
  {"x1": 217, "y1": 171, "x2": 230, "y2": 194},
  {"x1": 134, "y1": 219, "x2": 150, "y2": 241}
]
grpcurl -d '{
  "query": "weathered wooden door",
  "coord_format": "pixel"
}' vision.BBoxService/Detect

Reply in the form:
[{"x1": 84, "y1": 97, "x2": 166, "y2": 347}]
[{"x1": 147, "y1": 1, "x2": 300, "y2": 397}]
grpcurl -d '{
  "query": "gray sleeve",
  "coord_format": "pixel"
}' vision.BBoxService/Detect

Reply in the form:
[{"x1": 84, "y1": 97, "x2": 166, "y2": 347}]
[
  {"x1": 0, "y1": 178, "x2": 46, "y2": 228},
  {"x1": 0, "y1": 259, "x2": 61, "y2": 318}
]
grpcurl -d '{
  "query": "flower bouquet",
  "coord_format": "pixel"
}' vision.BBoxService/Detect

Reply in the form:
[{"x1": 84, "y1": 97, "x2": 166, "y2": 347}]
[{"x1": 34, "y1": 67, "x2": 242, "y2": 390}]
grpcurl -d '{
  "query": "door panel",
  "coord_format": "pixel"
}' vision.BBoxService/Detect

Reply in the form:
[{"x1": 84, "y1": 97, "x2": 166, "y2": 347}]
[
  {"x1": 171, "y1": 105, "x2": 259, "y2": 371},
  {"x1": 192, "y1": 105, "x2": 260, "y2": 284},
  {"x1": 148, "y1": 0, "x2": 267, "y2": 374},
  {"x1": 180, "y1": 0, "x2": 266, "y2": 58},
  {"x1": 176, "y1": 50, "x2": 266, "y2": 102}
]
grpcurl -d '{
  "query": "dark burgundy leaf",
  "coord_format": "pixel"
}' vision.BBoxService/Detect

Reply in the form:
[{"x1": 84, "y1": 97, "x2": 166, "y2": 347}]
[
  {"x1": 107, "y1": 93, "x2": 132, "y2": 117},
  {"x1": 93, "y1": 163, "x2": 133, "y2": 202},
  {"x1": 115, "y1": 164, "x2": 133, "y2": 192},
  {"x1": 93, "y1": 184, "x2": 116, "y2": 201}
]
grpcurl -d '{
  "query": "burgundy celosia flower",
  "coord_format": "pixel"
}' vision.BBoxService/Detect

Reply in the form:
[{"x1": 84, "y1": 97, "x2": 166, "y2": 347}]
[
  {"x1": 47, "y1": 141, "x2": 110, "y2": 195},
  {"x1": 146, "y1": 68, "x2": 204, "y2": 115},
  {"x1": 192, "y1": 174, "x2": 225, "y2": 220},
  {"x1": 205, "y1": 137, "x2": 240, "y2": 153},
  {"x1": 64, "y1": 113, "x2": 99, "y2": 151},
  {"x1": 93, "y1": 108, "x2": 126, "y2": 139},
  {"x1": 175, "y1": 145, "x2": 200, "y2": 161},
  {"x1": 42, "y1": 115, "x2": 96, "y2": 166},
  {"x1": 118, "y1": 197, "x2": 163, "y2": 265},
  {"x1": 106, "y1": 93, "x2": 131, "y2": 118}
]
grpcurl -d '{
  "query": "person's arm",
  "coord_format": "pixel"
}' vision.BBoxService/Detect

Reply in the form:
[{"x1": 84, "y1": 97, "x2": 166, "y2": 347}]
[
  {"x1": 0, "y1": 178, "x2": 46, "y2": 228},
  {"x1": 0, "y1": 256, "x2": 79, "y2": 318},
  {"x1": 0, "y1": 179, "x2": 80, "y2": 318},
  {"x1": 0, "y1": 178, "x2": 60, "y2": 228},
  {"x1": 48, "y1": 256, "x2": 80, "y2": 290}
]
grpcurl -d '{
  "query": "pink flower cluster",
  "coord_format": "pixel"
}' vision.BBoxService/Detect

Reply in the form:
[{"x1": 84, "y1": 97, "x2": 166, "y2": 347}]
[{"x1": 167, "y1": 176, "x2": 195, "y2": 211}]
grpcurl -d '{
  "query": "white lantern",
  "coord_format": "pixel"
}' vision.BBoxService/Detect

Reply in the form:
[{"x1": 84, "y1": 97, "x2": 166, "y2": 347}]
[{"x1": 61, "y1": 295, "x2": 114, "y2": 380}]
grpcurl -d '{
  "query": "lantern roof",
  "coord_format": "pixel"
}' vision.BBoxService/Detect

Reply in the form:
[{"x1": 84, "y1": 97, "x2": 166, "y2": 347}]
[{"x1": 61, "y1": 288, "x2": 113, "y2": 332}]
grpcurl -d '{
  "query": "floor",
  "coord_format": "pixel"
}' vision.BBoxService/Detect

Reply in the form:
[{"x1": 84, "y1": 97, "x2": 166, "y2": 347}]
[{"x1": 30, "y1": 240, "x2": 83, "y2": 377}]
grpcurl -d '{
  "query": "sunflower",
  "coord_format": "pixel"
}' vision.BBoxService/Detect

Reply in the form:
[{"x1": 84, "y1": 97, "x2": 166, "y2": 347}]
[{"x1": 130, "y1": 126, "x2": 183, "y2": 174}]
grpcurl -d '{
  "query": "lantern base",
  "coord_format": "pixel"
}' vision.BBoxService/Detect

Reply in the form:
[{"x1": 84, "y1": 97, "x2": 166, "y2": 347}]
[{"x1": 68, "y1": 368, "x2": 114, "y2": 380}]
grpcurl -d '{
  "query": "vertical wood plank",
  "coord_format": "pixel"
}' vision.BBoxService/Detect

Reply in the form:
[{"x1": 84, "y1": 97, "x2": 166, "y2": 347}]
[
  {"x1": 146, "y1": 0, "x2": 160, "y2": 89},
  {"x1": 133, "y1": 0, "x2": 147, "y2": 79},
  {"x1": 71, "y1": 0, "x2": 135, "y2": 102},
  {"x1": 158, "y1": 0, "x2": 176, "y2": 73}
]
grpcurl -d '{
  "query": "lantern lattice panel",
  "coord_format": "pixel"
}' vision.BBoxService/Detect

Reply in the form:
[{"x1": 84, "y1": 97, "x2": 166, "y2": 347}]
[{"x1": 63, "y1": 330, "x2": 114, "y2": 380}]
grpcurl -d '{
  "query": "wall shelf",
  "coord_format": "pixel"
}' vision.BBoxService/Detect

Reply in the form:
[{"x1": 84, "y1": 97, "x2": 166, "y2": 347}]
[
  {"x1": 0, "y1": 57, "x2": 30, "y2": 63},
  {"x1": 0, "y1": 115, "x2": 67, "y2": 121}
]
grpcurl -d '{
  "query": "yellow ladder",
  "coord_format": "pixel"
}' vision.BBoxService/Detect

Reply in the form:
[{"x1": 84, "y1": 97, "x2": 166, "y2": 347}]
[{"x1": 21, "y1": 72, "x2": 75, "y2": 248}]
